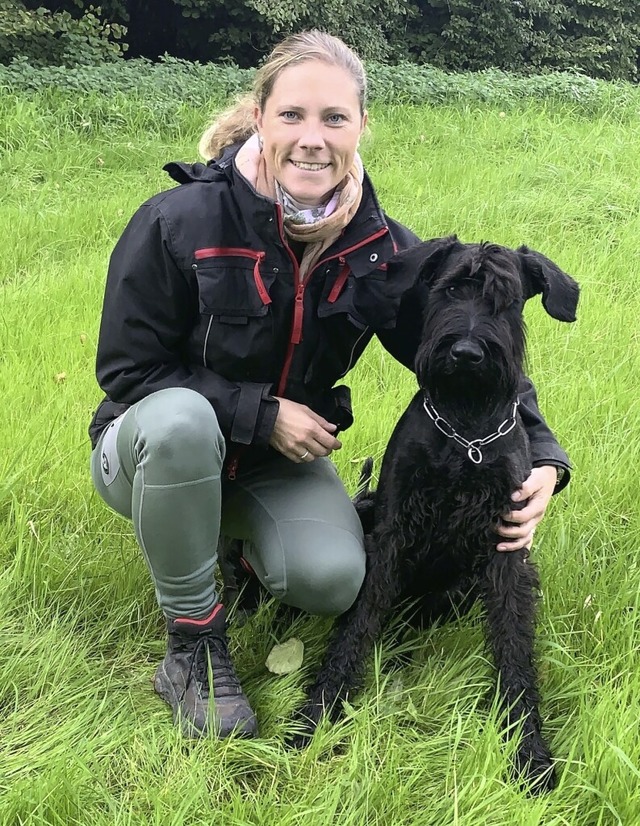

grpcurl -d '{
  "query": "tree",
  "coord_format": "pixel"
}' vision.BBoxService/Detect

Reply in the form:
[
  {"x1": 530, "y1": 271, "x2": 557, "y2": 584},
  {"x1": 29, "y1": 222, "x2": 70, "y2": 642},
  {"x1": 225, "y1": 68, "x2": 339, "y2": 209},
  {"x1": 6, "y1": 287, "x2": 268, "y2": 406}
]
[
  {"x1": 0, "y1": 1, "x2": 126, "y2": 65},
  {"x1": 562, "y1": 0, "x2": 639, "y2": 80}
]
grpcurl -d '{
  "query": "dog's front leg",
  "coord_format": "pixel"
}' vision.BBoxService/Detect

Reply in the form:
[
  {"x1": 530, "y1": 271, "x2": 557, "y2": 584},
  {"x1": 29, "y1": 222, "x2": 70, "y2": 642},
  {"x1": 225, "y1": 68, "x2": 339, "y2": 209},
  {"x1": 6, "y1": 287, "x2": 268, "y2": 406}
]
[
  {"x1": 480, "y1": 550, "x2": 556, "y2": 793},
  {"x1": 288, "y1": 531, "x2": 402, "y2": 747}
]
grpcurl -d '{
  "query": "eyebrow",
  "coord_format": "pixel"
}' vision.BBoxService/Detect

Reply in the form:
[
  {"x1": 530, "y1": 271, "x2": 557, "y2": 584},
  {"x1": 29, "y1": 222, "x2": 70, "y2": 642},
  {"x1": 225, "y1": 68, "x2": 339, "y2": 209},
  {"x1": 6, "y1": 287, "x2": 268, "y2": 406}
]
[{"x1": 277, "y1": 105, "x2": 352, "y2": 115}]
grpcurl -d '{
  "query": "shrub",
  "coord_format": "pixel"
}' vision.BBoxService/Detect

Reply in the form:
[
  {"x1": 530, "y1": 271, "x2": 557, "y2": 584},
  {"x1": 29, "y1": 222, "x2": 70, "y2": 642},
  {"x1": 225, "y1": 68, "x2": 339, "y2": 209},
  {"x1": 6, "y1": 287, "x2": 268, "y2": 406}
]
[
  {"x1": 1, "y1": 55, "x2": 639, "y2": 119},
  {"x1": 0, "y1": 1, "x2": 126, "y2": 67}
]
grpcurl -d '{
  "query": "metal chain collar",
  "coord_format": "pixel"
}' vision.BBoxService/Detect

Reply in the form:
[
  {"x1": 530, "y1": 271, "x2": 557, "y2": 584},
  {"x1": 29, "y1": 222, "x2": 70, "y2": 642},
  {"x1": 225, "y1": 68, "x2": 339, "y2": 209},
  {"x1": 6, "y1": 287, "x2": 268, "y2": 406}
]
[{"x1": 422, "y1": 394, "x2": 520, "y2": 465}]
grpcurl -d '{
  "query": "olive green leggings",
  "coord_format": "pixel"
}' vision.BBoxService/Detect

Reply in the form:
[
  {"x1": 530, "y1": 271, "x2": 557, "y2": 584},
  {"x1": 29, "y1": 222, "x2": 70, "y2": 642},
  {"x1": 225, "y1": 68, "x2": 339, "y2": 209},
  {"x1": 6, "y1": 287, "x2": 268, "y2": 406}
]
[{"x1": 90, "y1": 387, "x2": 365, "y2": 620}]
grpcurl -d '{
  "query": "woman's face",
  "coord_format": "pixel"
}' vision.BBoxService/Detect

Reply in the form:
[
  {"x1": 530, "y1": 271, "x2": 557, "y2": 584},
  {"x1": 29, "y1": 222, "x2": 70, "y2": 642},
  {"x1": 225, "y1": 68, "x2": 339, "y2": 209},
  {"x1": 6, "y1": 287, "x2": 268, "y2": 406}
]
[{"x1": 255, "y1": 60, "x2": 367, "y2": 206}]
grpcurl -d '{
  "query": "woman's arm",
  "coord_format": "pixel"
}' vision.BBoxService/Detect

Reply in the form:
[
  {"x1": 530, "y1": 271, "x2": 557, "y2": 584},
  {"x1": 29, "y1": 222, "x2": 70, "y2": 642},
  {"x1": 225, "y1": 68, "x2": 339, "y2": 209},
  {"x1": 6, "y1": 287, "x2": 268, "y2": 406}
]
[{"x1": 95, "y1": 204, "x2": 278, "y2": 446}]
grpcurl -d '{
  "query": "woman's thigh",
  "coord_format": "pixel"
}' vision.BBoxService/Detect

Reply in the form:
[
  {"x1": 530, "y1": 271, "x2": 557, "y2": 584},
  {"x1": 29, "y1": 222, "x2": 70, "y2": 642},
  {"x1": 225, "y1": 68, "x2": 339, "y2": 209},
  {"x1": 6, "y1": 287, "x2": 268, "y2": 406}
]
[{"x1": 221, "y1": 457, "x2": 365, "y2": 616}]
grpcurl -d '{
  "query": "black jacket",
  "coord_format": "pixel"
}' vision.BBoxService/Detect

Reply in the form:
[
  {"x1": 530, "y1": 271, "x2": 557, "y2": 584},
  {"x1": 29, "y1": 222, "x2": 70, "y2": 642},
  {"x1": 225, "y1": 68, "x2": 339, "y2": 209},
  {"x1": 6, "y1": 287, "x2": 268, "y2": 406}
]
[{"x1": 90, "y1": 146, "x2": 571, "y2": 484}]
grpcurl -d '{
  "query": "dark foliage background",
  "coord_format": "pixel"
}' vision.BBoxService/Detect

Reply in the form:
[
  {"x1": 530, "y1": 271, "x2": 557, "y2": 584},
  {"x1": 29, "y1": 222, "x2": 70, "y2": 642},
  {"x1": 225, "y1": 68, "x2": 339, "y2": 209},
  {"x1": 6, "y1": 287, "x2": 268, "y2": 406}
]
[{"x1": 2, "y1": 0, "x2": 639, "y2": 81}]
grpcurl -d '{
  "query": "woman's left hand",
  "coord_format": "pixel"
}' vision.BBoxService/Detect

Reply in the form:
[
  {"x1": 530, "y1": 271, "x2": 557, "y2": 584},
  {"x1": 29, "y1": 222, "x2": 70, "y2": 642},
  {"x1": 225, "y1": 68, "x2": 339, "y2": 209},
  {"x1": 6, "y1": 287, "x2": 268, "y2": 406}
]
[{"x1": 496, "y1": 465, "x2": 558, "y2": 552}]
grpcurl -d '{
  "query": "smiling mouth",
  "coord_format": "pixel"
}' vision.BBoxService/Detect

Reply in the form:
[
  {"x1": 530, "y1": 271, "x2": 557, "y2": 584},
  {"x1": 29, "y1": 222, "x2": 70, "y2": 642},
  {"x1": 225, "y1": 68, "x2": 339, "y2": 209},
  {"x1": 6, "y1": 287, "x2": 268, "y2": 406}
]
[{"x1": 290, "y1": 161, "x2": 331, "y2": 171}]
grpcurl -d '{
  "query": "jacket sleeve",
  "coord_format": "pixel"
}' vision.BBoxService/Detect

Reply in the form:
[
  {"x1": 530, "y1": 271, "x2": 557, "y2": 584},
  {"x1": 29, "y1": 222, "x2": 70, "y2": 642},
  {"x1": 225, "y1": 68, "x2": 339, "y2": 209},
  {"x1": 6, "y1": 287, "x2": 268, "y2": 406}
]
[
  {"x1": 374, "y1": 216, "x2": 425, "y2": 367},
  {"x1": 95, "y1": 203, "x2": 279, "y2": 446},
  {"x1": 518, "y1": 376, "x2": 571, "y2": 492}
]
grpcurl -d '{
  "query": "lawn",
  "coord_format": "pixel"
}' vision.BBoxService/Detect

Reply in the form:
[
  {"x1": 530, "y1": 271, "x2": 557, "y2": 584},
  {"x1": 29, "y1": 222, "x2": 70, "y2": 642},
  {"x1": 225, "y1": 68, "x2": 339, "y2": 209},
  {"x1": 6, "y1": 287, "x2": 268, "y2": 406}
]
[{"x1": 1, "y1": 87, "x2": 639, "y2": 824}]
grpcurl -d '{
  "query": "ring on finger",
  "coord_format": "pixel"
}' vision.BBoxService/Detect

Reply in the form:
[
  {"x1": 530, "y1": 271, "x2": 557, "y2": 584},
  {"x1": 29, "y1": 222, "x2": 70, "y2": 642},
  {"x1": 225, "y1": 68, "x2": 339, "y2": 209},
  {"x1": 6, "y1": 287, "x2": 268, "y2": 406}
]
[{"x1": 299, "y1": 449, "x2": 310, "y2": 460}]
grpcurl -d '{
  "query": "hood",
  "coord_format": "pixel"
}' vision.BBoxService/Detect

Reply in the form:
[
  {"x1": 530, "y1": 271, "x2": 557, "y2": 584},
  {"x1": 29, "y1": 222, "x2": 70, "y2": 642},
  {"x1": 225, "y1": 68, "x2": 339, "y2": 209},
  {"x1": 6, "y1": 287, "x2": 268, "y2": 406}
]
[
  {"x1": 163, "y1": 144, "x2": 240, "y2": 185},
  {"x1": 162, "y1": 161, "x2": 229, "y2": 185}
]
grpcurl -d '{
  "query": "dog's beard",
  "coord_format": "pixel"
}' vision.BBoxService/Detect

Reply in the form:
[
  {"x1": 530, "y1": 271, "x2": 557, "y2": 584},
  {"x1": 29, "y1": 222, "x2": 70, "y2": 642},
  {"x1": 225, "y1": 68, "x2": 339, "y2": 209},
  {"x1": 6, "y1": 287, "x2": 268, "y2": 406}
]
[{"x1": 415, "y1": 336, "x2": 524, "y2": 425}]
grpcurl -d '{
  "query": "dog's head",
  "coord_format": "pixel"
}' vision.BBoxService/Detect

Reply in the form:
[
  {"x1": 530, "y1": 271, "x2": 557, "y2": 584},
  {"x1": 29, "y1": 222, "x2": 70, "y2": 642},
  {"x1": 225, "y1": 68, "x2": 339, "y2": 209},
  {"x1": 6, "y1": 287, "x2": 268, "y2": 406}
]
[{"x1": 388, "y1": 236, "x2": 579, "y2": 403}]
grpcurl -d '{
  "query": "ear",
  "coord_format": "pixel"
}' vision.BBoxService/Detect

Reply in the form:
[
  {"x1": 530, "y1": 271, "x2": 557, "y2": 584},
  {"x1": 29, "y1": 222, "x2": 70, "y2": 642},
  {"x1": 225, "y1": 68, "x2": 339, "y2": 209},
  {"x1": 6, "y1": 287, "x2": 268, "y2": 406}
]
[
  {"x1": 388, "y1": 235, "x2": 460, "y2": 283},
  {"x1": 517, "y1": 246, "x2": 580, "y2": 322}
]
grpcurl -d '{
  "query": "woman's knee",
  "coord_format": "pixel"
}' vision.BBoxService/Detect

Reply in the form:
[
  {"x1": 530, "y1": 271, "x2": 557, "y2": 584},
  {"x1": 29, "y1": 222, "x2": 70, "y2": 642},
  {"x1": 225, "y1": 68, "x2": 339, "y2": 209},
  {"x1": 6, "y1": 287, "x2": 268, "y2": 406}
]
[
  {"x1": 132, "y1": 388, "x2": 225, "y2": 482},
  {"x1": 283, "y1": 538, "x2": 366, "y2": 617}
]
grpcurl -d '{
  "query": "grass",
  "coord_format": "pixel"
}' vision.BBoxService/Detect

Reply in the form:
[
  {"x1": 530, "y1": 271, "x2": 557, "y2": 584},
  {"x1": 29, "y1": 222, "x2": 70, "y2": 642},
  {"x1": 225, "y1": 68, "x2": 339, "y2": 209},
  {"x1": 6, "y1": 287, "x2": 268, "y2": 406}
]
[{"x1": 1, "y1": 87, "x2": 640, "y2": 824}]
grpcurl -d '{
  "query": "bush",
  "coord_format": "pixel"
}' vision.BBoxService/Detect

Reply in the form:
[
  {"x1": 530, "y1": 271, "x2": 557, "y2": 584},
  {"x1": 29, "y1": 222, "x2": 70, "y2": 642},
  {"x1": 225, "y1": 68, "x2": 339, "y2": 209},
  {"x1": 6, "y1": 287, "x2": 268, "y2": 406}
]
[
  {"x1": 2, "y1": 56, "x2": 640, "y2": 120},
  {"x1": 0, "y1": 1, "x2": 126, "y2": 67},
  {"x1": 0, "y1": 55, "x2": 249, "y2": 101}
]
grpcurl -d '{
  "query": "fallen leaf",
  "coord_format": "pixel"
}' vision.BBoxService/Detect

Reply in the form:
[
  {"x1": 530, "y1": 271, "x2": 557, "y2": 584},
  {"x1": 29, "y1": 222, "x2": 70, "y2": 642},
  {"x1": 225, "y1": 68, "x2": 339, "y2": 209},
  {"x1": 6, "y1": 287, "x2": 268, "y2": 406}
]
[
  {"x1": 55, "y1": 372, "x2": 67, "y2": 383},
  {"x1": 80, "y1": 333, "x2": 88, "y2": 345},
  {"x1": 265, "y1": 638, "x2": 304, "y2": 675}
]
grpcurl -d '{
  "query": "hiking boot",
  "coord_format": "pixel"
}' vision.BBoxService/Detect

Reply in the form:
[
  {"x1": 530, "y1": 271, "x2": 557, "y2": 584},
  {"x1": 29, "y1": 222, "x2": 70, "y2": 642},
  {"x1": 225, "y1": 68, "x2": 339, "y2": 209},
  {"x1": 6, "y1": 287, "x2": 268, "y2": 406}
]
[{"x1": 153, "y1": 603, "x2": 258, "y2": 739}]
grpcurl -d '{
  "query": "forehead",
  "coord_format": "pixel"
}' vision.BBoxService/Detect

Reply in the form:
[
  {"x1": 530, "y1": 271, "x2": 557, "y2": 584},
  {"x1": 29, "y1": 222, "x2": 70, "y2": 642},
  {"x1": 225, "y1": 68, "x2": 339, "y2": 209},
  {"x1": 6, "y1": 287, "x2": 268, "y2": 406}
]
[
  {"x1": 437, "y1": 244, "x2": 523, "y2": 307},
  {"x1": 440, "y1": 244, "x2": 514, "y2": 276},
  {"x1": 266, "y1": 60, "x2": 361, "y2": 111}
]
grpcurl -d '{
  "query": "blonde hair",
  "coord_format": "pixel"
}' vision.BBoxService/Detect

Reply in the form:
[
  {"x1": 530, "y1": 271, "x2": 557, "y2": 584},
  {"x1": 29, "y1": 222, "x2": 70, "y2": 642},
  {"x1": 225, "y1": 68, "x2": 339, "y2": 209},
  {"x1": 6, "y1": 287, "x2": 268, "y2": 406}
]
[{"x1": 198, "y1": 30, "x2": 367, "y2": 161}]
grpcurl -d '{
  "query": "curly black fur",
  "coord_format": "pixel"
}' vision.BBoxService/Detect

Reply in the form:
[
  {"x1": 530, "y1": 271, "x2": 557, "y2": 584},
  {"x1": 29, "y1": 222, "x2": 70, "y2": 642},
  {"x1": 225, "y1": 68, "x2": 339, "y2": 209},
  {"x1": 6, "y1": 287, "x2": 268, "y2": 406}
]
[{"x1": 289, "y1": 237, "x2": 579, "y2": 795}]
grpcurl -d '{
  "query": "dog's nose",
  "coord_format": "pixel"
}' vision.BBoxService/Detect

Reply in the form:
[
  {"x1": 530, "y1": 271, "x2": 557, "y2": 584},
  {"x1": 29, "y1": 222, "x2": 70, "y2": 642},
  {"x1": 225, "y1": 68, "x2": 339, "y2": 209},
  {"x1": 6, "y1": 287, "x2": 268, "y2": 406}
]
[{"x1": 450, "y1": 340, "x2": 484, "y2": 364}]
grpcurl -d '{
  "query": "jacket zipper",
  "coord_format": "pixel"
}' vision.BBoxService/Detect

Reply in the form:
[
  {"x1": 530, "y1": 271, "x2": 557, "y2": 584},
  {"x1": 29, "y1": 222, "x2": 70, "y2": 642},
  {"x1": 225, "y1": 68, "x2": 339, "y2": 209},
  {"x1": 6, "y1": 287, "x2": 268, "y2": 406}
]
[
  {"x1": 227, "y1": 453, "x2": 241, "y2": 481},
  {"x1": 275, "y1": 204, "x2": 302, "y2": 396},
  {"x1": 276, "y1": 225, "x2": 389, "y2": 396},
  {"x1": 227, "y1": 219, "x2": 388, "y2": 478}
]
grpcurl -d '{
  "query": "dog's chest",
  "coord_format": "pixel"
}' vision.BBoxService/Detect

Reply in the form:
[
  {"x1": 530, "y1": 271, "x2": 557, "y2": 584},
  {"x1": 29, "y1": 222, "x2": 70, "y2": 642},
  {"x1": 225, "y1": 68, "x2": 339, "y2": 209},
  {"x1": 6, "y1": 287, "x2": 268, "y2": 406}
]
[{"x1": 394, "y1": 459, "x2": 517, "y2": 571}]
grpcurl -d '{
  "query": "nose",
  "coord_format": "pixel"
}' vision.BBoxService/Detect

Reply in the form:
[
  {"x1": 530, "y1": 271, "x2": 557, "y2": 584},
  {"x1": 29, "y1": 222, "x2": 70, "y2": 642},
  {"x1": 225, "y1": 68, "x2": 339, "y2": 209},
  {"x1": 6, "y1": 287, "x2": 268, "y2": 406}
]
[
  {"x1": 298, "y1": 120, "x2": 325, "y2": 151},
  {"x1": 450, "y1": 339, "x2": 484, "y2": 364}
]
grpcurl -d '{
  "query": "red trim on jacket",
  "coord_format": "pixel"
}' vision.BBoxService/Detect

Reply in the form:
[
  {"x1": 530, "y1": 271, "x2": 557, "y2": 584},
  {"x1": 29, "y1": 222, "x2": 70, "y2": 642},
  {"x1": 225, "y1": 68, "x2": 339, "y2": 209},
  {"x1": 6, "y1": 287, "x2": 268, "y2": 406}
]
[
  {"x1": 275, "y1": 225, "x2": 389, "y2": 397},
  {"x1": 327, "y1": 257, "x2": 350, "y2": 303},
  {"x1": 194, "y1": 247, "x2": 271, "y2": 305}
]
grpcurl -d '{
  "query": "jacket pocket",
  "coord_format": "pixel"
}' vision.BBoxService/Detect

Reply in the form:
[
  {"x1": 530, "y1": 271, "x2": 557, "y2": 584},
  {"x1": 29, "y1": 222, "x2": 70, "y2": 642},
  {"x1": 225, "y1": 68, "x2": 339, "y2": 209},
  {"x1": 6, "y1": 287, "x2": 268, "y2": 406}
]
[
  {"x1": 318, "y1": 264, "x2": 367, "y2": 330},
  {"x1": 318, "y1": 264, "x2": 397, "y2": 330},
  {"x1": 194, "y1": 248, "x2": 271, "y2": 322},
  {"x1": 192, "y1": 249, "x2": 275, "y2": 376},
  {"x1": 307, "y1": 264, "x2": 398, "y2": 385}
]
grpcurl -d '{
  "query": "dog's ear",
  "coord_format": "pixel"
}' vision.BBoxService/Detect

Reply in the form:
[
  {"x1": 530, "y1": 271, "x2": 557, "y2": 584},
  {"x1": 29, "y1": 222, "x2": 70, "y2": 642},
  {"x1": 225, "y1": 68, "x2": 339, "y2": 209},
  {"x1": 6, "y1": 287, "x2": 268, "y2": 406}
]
[
  {"x1": 517, "y1": 247, "x2": 580, "y2": 322},
  {"x1": 388, "y1": 235, "x2": 460, "y2": 283}
]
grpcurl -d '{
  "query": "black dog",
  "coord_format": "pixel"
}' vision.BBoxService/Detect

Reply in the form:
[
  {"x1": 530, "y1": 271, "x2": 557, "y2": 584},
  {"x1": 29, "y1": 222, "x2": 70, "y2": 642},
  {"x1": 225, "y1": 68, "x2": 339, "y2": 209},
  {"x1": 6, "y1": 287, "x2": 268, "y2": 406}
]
[{"x1": 290, "y1": 236, "x2": 579, "y2": 794}]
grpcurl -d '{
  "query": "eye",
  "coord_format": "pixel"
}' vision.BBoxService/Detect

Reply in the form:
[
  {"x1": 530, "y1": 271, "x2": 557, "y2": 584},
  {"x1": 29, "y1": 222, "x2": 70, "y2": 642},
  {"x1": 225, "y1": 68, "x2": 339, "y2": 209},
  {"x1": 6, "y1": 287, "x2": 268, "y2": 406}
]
[
  {"x1": 326, "y1": 113, "x2": 347, "y2": 125},
  {"x1": 446, "y1": 284, "x2": 460, "y2": 297},
  {"x1": 281, "y1": 111, "x2": 300, "y2": 121}
]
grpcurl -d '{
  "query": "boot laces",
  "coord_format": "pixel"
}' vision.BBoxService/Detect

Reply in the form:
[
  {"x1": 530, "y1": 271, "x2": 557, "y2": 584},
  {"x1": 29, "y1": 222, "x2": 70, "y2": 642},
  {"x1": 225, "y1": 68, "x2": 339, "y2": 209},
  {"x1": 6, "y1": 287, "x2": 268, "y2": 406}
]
[{"x1": 183, "y1": 628, "x2": 242, "y2": 697}]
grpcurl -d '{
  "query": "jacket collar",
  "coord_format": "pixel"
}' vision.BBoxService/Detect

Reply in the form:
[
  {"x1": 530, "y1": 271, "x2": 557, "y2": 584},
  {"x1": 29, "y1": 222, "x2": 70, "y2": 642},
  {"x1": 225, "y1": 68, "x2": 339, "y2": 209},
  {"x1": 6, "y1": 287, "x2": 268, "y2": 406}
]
[{"x1": 162, "y1": 147, "x2": 394, "y2": 274}]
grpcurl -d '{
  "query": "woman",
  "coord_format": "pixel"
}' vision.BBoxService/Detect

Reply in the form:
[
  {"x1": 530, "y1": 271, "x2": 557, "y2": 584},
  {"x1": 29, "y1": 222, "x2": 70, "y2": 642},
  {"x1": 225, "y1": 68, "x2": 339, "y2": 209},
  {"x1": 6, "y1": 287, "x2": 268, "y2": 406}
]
[{"x1": 89, "y1": 31, "x2": 570, "y2": 739}]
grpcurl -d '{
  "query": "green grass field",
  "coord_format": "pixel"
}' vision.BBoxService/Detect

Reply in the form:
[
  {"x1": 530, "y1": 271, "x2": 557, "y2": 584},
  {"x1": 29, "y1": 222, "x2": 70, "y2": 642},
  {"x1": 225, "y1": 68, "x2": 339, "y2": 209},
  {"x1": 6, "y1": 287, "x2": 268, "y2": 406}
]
[{"x1": 1, "y1": 87, "x2": 640, "y2": 825}]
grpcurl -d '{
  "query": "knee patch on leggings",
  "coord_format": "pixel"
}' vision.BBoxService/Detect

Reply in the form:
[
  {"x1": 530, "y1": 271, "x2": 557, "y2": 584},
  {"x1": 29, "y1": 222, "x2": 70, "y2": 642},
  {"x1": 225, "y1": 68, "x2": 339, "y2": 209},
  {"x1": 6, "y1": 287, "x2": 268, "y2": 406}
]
[{"x1": 268, "y1": 524, "x2": 366, "y2": 617}]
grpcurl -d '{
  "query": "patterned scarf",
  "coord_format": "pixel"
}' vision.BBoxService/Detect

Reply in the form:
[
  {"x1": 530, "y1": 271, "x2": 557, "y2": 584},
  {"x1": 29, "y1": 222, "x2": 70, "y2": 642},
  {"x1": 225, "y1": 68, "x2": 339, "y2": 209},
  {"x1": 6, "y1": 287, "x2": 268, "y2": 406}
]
[
  {"x1": 275, "y1": 181, "x2": 341, "y2": 225},
  {"x1": 235, "y1": 133, "x2": 364, "y2": 281}
]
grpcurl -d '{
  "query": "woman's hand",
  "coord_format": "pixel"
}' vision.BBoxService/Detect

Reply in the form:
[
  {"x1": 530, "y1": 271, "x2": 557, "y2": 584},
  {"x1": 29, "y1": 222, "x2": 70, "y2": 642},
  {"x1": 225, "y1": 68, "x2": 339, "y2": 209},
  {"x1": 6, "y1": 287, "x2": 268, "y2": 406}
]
[
  {"x1": 496, "y1": 465, "x2": 558, "y2": 552},
  {"x1": 269, "y1": 397, "x2": 342, "y2": 462}
]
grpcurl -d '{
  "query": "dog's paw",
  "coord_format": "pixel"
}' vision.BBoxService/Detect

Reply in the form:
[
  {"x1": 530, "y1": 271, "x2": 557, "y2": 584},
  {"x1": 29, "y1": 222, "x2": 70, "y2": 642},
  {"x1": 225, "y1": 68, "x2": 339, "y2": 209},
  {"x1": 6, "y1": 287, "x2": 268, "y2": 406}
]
[
  {"x1": 285, "y1": 702, "x2": 325, "y2": 750},
  {"x1": 514, "y1": 745, "x2": 557, "y2": 795}
]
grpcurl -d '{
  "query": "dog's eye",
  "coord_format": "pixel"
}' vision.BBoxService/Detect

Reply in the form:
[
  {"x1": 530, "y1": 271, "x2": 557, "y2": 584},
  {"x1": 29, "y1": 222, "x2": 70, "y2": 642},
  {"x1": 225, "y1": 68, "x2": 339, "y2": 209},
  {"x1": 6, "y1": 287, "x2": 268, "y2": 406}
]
[{"x1": 446, "y1": 285, "x2": 460, "y2": 297}]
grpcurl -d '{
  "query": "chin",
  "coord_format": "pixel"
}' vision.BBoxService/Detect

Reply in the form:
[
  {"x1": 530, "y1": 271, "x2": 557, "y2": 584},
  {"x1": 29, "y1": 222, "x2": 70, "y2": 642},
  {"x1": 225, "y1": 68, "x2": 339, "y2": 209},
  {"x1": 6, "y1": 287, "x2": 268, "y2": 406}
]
[
  {"x1": 281, "y1": 173, "x2": 338, "y2": 205},
  {"x1": 296, "y1": 189, "x2": 330, "y2": 204}
]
